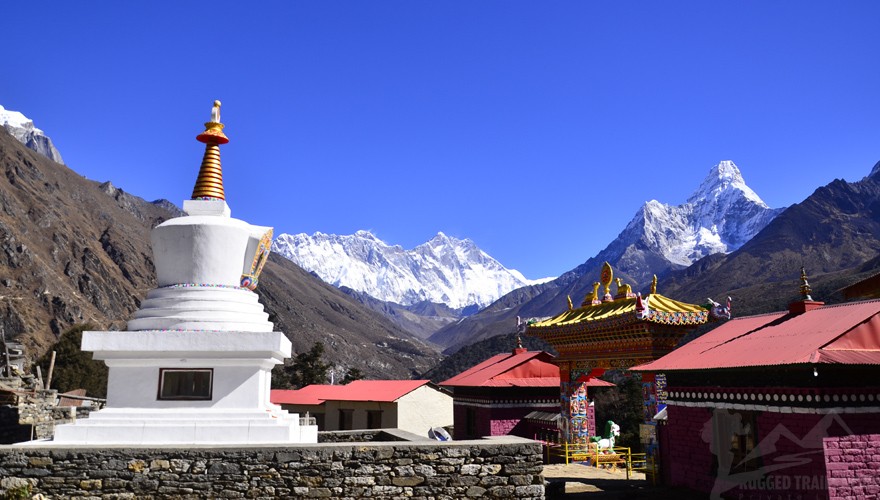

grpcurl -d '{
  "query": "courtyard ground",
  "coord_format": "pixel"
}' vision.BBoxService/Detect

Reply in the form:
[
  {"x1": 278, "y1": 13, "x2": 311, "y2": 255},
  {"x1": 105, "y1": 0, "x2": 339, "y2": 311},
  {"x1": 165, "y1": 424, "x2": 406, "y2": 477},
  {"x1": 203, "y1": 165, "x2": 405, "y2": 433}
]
[{"x1": 543, "y1": 463, "x2": 706, "y2": 499}]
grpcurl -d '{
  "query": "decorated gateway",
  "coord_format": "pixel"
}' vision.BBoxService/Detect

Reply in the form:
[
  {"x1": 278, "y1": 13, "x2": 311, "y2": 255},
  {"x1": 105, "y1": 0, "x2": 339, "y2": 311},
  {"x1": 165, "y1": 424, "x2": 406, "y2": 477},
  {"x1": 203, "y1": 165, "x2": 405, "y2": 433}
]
[{"x1": 526, "y1": 262, "x2": 725, "y2": 446}]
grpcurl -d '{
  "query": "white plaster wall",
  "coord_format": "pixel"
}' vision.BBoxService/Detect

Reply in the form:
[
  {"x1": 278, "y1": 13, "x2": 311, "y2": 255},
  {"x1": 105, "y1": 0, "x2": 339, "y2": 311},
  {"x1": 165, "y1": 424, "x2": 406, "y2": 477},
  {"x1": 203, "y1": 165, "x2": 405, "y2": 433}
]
[
  {"x1": 396, "y1": 386, "x2": 453, "y2": 436},
  {"x1": 152, "y1": 217, "x2": 254, "y2": 287},
  {"x1": 105, "y1": 362, "x2": 268, "y2": 409}
]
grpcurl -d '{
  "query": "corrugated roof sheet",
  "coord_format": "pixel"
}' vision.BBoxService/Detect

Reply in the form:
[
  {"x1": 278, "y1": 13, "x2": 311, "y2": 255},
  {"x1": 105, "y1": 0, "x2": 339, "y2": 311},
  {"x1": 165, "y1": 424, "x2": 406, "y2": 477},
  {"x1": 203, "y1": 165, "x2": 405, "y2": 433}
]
[
  {"x1": 439, "y1": 350, "x2": 559, "y2": 388},
  {"x1": 524, "y1": 410, "x2": 563, "y2": 423},
  {"x1": 58, "y1": 388, "x2": 87, "y2": 407},
  {"x1": 634, "y1": 300, "x2": 880, "y2": 372},
  {"x1": 271, "y1": 380, "x2": 434, "y2": 405}
]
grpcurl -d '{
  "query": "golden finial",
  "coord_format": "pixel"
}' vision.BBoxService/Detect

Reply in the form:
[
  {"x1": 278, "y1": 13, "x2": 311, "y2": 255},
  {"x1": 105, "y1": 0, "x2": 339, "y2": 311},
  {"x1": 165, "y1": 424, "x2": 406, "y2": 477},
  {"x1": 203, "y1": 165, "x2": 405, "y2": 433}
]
[
  {"x1": 600, "y1": 262, "x2": 614, "y2": 301},
  {"x1": 800, "y1": 267, "x2": 813, "y2": 301},
  {"x1": 567, "y1": 295, "x2": 573, "y2": 311},
  {"x1": 192, "y1": 100, "x2": 229, "y2": 200},
  {"x1": 651, "y1": 275, "x2": 657, "y2": 295}
]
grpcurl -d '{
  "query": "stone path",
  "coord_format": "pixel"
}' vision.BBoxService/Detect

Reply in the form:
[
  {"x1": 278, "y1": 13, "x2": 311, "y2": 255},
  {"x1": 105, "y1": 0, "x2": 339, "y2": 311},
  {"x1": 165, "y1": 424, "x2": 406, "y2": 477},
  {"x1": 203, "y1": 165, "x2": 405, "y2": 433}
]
[{"x1": 542, "y1": 463, "x2": 705, "y2": 499}]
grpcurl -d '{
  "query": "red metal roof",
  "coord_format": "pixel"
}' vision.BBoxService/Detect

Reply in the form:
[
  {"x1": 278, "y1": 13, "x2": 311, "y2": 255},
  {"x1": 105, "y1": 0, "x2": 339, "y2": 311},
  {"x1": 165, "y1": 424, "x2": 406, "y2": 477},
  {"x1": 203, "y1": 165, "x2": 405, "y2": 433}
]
[
  {"x1": 271, "y1": 380, "x2": 434, "y2": 405},
  {"x1": 634, "y1": 299, "x2": 880, "y2": 372},
  {"x1": 439, "y1": 350, "x2": 560, "y2": 388},
  {"x1": 58, "y1": 388, "x2": 87, "y2": 407}
]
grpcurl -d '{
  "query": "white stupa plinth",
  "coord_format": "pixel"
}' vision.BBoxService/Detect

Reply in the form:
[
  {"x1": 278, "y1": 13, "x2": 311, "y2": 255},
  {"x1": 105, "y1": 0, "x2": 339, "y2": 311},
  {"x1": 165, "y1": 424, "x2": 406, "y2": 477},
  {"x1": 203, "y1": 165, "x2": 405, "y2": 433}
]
[{"x1": 51, "y1": 102, "x2": 317, "y2": 445}]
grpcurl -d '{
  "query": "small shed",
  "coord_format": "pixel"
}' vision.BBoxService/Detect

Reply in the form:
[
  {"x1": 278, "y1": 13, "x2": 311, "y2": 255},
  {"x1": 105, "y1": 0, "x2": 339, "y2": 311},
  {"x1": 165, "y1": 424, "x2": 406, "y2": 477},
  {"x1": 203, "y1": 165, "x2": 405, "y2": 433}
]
[
  {"x1": 271, "y1": 380, "x2": 452, "y2": 437},
  {"x1": 440, "y1": 345, "x2": 561, "y2": 440}
]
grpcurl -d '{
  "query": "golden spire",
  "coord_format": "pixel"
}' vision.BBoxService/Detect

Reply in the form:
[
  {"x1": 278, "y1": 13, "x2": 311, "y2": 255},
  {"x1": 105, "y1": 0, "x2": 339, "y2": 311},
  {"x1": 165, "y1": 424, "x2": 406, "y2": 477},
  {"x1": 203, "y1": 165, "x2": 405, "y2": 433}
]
[
  {"x1": 651, "y1": 275, "x2": 658, "y2": 295},
  {"x1": 800, "y1": 267, "x2": 813, "y2": 301},
  {"x1": 191, "y1": 100, "x2": 229, "y2": 200}
]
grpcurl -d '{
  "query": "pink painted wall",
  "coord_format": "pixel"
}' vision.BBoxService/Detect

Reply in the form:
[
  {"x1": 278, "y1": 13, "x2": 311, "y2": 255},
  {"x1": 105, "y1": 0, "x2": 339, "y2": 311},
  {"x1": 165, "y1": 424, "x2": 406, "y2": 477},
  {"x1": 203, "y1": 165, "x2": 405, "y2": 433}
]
[
  {"x1": 662, "y1": 407, "x2": 880, "y2": 497},
  {"x1": 452, "y1": 404, "x2": 556, "y2": 440},
  {"x1": 824, "y1": 434, "x2": 880, "y2": 499},
  {"x1": 664, "y1": 405, "x2": 715, "y2": 493}
]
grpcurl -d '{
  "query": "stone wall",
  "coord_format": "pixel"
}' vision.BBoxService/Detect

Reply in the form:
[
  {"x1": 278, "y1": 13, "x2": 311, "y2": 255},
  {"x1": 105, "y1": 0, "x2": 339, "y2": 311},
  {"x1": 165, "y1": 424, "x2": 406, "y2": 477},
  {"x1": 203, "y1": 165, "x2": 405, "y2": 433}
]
[
  {"x1": 824, "y1": 433, "x2": 880, "y2": 499},
  {"x1": 0, "y1": 436, "x2": 544, "y2": 499}
]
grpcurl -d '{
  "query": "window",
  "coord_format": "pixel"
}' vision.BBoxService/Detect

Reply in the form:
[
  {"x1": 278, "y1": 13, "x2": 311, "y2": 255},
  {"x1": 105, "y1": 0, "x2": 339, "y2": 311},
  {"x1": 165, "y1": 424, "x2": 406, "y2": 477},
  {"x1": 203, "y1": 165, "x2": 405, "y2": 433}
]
[
  {"x1": 710, "y1": 409, "x2": 761, "y2": 475},
  {"x1": 367, "y1": 410, "x2": 383, "y2": 429},
  {"x1": 729, "y1": 411, "x2": 760, "y2": 473},
  {"x1": 158, "y1": 369, "x2": 213, "y2": 400},
  {"x1": 339, "y1": 409, "x2": 353, "y2": 430}
]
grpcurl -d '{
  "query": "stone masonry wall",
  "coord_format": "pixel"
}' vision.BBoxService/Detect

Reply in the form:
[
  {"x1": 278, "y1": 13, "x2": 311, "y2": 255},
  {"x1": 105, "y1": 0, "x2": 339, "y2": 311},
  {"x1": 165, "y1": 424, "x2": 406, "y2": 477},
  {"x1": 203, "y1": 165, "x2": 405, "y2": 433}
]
[
  {"x1": 0, "y1": 436, "x2": 544, "y2": 499},
  {"x1": 824, "y1": 433, "x2": 880, "y2": 499}
]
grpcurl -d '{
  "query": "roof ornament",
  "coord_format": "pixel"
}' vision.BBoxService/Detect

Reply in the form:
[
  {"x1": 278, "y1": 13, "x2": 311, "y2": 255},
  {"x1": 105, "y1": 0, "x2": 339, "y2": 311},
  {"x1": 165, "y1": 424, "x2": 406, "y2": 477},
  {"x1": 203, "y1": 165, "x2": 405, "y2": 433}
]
[
  {"x1": 800, "y1": 267, "x2": 813, "y2": 301},
  {"x1": 192, "y1": 100, "x2": 229, "y2": 200},
  {"x1": 635, "y1": 292, "x2": 651, "y2": 319},
  {"x1": 615, "y1": 277, "x2": 636, "y2": 299},
  {"x1": 516, "y1": 335, "x2": 523, "y2": 350},
  {"x1": 707, "y1": 296, "x2": 732, "y2": 320},
  {"x1": 600, "y1": 262, "x2": 614, "y2": 302},
  {"x1": 582, "y1": 282, "x2": 601, "y2": 307},
  {"x1": 651, "y1": 275, "x2": 658, "y2": 295},
  {"x1": 567, "y1": 295, "x2": 573, "y2": 311}
]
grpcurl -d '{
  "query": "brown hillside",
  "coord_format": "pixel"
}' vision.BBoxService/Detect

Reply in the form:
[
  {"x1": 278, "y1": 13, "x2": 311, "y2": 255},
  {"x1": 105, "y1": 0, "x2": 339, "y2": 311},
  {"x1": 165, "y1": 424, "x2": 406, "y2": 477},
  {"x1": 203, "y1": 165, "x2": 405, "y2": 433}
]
[{"x1": 0, "y1": 128, "x2": 440, "y2": 379}]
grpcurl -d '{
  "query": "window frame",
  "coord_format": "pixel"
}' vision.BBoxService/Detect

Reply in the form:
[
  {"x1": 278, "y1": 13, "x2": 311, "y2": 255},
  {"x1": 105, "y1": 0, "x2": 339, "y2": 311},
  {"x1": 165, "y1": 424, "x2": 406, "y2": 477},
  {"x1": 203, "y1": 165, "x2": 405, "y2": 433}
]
[{"x1": 157, "y1": 368, "x2": 214, "y2": 401}]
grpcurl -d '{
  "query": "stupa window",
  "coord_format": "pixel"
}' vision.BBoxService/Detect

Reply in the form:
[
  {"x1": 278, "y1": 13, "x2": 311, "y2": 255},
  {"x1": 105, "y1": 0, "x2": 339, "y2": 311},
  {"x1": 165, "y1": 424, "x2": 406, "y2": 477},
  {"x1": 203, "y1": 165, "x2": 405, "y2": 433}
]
[{"x1": 158, "y1": 368, "x2": 214, "y2": 400}]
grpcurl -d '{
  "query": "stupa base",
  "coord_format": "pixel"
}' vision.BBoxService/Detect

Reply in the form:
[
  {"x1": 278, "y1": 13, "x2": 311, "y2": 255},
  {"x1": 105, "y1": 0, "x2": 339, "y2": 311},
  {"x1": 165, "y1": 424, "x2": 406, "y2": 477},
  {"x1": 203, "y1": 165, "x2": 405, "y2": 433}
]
[{"x1": 49, "y1": 407, "x2": 317, "y2": 445}]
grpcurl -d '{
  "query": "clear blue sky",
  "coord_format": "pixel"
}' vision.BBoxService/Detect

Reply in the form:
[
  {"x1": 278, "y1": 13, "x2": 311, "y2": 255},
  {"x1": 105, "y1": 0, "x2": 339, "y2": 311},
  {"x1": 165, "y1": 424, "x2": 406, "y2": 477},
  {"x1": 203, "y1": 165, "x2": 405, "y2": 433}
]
[{"x1": 3, "y1": 2, "x2": 879, "y2": 279}]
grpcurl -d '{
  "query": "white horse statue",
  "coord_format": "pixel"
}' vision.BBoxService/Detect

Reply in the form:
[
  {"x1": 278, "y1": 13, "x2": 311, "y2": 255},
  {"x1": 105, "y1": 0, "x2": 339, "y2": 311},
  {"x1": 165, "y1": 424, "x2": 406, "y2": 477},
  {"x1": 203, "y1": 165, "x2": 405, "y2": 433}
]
[{"x1": 591, "y1": 420, "x2": 620, "y2": 450}]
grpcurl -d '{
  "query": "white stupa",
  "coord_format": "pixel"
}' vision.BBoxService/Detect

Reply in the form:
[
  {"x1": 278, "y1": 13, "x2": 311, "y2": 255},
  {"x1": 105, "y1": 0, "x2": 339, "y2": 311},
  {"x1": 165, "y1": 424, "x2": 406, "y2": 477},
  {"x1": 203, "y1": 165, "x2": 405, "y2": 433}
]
[{"x1": 51, "y1": 102, "x2": 318, "y2": 444}]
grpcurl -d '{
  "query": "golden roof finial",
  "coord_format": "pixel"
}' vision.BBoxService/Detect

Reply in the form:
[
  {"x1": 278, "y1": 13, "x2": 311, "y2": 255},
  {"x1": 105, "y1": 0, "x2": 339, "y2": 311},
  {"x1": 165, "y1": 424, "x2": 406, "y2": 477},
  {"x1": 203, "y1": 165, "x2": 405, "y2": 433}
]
[
  {"x1": 800, "y1": 267, "x2": 813, "y2": 301},
  {"x1": 191, "y1": 100, "x2": 229, "y2": 200},
  {"x1": 567, "y1": 295, "x2": 573, "y2": 311},
  {"x1": 651, "y1": 275, "x2": 657, "y2": 295},
  {"x1": 600, "y1": 262, "x2": 614, "y2": 302}
]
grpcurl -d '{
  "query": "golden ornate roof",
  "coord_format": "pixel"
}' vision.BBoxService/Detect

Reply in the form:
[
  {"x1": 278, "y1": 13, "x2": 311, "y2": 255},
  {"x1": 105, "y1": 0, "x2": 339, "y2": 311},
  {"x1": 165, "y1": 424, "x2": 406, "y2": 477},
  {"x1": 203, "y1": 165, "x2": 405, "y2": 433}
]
[{"x1": 529, "y1": 293, "x2": 708, "y2": 330}]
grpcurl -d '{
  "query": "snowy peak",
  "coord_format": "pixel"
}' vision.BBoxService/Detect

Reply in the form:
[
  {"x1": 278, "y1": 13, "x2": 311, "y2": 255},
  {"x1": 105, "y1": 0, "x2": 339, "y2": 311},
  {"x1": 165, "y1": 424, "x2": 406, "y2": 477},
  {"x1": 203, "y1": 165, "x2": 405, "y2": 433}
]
[
  {"x1": 0, "y1": 105, "x2": 42, "y2": 133},
  {"x1": 0, "y1": 104, "x2": 64, "y2": 164},
  {"x1": 688, "y1": 160, "x2": 768, "y2": 208},
  {"x1": 272, "y1": 230, "x2": 543, "y2": 310},
  {"x1": 597, "y1": 161, "x2": 782, "y2": 282}
]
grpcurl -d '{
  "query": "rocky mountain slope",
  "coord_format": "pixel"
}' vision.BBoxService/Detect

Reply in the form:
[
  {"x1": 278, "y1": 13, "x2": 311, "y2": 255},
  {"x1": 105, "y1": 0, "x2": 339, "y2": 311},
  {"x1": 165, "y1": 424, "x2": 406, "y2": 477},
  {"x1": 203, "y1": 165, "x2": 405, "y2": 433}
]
[
  {"x1": 429, "y1": 161, "x2": 880, "y2": 363},
  {"x1": 0, "y1": 105, "x2": 64, "y2": 164},
  {"x1": 273, "y1": 230, "x2": 547, "y2": 310},
  {"x1": 606, "y1": 160, "x2": 782, "y2": 284},
  {"x1": 0, "y1": 126, "x2": 440, "y2": 379},
  {"x1": 429, "y1": 161, "x2": 782, "y2": 352},
  {"x1": 662, "y1": 161, "x2": 880, "y2": 312}
]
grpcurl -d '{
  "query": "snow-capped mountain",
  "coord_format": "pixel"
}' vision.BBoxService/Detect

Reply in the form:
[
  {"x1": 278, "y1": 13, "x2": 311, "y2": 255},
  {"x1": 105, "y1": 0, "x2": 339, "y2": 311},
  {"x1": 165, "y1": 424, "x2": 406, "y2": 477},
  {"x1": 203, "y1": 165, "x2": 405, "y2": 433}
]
[
  {"x1": 429, "y1": 160, "x2": 784, "y2": 351},
  {"x1": 273, "y1": 230, "x2": 549, "y2": 310},
  {"x1": 587, "y1": 160, "x2": 782, "y2": 284},
  {"x1": 0, "y1": 105, "x2": 64, "y2": 164}
]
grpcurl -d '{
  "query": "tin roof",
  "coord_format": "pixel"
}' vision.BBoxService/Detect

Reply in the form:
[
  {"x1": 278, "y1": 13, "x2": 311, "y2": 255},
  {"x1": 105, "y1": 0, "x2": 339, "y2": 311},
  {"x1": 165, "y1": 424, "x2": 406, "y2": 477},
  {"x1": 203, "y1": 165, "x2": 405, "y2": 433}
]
[
  {"x1": 633, "y1": 299, "x2": 880, "y2": 372},
  {"x1": 271, "y1": 380, "x2": 435, "y2": 405},
  {"x1": 439, "y1": 350, "x2": 560, "y2": 388}
]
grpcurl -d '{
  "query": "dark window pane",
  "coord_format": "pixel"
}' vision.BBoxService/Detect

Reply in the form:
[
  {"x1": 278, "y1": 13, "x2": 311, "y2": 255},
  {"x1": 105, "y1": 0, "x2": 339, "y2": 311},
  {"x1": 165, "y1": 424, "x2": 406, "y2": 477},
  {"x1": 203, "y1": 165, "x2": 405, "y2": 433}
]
[{"x1": 159, "y1": 369, "x2": 213, "y2": 400}]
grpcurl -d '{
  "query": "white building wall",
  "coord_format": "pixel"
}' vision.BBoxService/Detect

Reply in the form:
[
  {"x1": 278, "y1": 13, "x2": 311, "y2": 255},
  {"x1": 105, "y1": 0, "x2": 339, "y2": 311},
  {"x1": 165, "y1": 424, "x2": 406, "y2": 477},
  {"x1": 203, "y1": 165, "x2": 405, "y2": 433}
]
[{"x1": 395, "y1": 385, "x2": 453, "y2": 436}]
